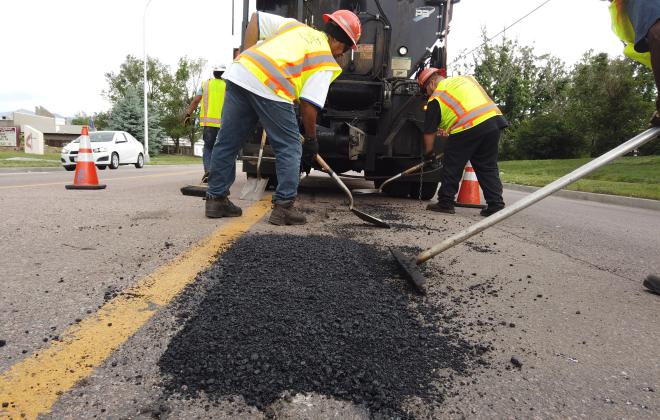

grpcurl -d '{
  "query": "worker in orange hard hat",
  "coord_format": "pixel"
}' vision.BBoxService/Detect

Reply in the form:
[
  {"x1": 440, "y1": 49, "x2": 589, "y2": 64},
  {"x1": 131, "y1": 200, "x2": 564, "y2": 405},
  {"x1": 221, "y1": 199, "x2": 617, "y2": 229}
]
[
  {"x1": 607, "y1": 0, "x2": 660, "y2": 126},
  {"x1": 418, "y1": 67, "x2": 509, "y2": 217},
  {"x1": 205, "y1": 9, "x2": 361, "y2": 226}
]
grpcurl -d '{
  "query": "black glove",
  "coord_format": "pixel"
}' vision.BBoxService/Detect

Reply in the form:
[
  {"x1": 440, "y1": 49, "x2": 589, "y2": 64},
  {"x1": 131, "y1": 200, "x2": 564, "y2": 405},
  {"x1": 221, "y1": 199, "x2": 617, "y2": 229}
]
[
  {"x1": 302, "y1": 136, "x2": 319, "y2": 166},
  {"x1": 423, "y1": 152, "x2": 440, "y2": 171}
]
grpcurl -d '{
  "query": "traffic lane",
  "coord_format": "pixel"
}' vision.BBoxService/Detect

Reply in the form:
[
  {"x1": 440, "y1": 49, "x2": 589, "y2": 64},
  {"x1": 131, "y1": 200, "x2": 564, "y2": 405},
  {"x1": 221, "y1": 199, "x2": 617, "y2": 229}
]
[
  {"x1": 46, "y1": 176, "x2": 658, "y2": 419},
  {"x1": 0, "y1": 164, "x2": 200, "y2": 188},
  {"x1": 0, "y1": 164, "x2": 250, "y2": 373},
  {"x1": 497, "y1": 189, "x2": 660, "y2": 281}
]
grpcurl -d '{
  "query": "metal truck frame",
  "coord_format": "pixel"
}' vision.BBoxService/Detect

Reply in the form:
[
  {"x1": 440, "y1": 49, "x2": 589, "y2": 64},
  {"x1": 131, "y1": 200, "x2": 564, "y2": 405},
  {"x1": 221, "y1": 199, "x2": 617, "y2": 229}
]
[{"x1": 239, "y1": 0, "x2": 459, "y2": 199}]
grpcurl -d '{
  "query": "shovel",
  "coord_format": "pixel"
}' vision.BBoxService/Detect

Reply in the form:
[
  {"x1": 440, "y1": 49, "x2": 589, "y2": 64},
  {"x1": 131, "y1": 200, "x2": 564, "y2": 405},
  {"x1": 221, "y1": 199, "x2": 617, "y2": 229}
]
[
  {"x1": 240, "y1": 130, "x2": 269, "y2": 200},
  {"x1": 314, "y1": 154, "x2": 390, "y2": 228},
  {"x1": 392, "y1": 127, "x2": 660, "y2": 294},
  {"x1": 353, "y1": 153, "x2": 443, "y2": 195}
]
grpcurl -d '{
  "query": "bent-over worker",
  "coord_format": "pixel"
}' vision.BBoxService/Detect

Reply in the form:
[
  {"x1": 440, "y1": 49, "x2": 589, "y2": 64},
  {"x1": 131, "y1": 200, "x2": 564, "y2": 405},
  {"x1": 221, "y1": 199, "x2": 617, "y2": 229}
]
[
  {"x1": 184, "y1": 64, "x2": 227, "y2": 183},
  {"x1": 205, "y1": 9, "x2": 361, "y2": 225},
  {"x1": 418, "y1": 68, "x2": 509, "y2": 217}
]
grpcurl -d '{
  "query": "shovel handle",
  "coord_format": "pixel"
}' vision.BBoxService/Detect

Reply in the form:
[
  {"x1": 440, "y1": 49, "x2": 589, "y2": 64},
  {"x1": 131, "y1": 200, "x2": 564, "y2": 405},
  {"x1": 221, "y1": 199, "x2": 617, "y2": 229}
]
[
  {"x1": 256, "y1": 130, "x2": 267, "y2": 179},
  {"x1": 415, "y1": 128, "x2": 660, "y2": 265},
  {"x1": 315, "y1": 154, "x2": 355, "y2": 209},
  {"x1": 380, "y1": 153, "x2": 444, "y2": 191}
]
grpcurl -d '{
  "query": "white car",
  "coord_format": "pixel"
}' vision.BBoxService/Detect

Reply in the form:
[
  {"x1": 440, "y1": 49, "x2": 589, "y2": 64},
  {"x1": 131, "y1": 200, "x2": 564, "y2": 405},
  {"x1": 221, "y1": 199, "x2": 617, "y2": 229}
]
[{"x1": 61, "y1": 131, "x2": 145, "y2": 171}]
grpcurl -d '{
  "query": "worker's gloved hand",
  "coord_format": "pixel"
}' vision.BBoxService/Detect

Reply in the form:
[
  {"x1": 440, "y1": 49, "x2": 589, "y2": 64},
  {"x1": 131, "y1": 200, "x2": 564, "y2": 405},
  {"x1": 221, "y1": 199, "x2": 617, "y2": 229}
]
[
  {"x1": 650, "y1": 110, "x2": 660, "y2": 127},
  {"x1": 302, "y1": 136, "x2": 319, "y2": 166},
  {"x1": 424, "y1": 152, "x2": 440, "y2": 171}
]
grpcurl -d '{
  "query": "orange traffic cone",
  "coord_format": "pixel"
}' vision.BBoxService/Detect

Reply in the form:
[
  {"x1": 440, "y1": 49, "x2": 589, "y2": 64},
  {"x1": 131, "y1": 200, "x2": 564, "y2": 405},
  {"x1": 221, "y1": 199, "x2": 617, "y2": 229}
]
[
  {"x1": 455, "y1": 161, "x2": 485, "y2": 209},
  {"x1": 65, "y1": 126, "x2": 106, "y2": 190}
]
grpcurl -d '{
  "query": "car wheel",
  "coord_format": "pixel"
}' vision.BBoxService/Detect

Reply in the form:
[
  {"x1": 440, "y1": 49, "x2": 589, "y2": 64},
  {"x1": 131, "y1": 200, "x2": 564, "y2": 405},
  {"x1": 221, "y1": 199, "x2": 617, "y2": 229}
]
[
  {"x1": 135, "y1": 153, "x2": 144, "y2": 168},
  {"x1": 97, "y1": 165, "x2": 107, "y2": 170},
  {"x1": 109, "y1": 153, "x2": 119, "y2": 169},
  {"x1": 64, "y1": 166, "x2": 75, "y2": 172}
]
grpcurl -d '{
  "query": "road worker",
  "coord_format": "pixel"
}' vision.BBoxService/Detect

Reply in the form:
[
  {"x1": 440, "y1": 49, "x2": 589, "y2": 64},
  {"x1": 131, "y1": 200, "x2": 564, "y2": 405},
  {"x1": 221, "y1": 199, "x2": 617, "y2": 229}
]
[
  {"x1": 418, "y1": 68, "x2": 509, "y2": 216},
  {"x1": 184, "y1": 64, "x2": 227, "y2": 183},
  {"x1": 608, "y1": 0, "x2": 660, "y2": 125},
  {"x1": 607, "y1": 1, "x2": 660, "y2": 294},
  {"x1": 204, "y1": 9, "x2": 361, "y2": 225}
]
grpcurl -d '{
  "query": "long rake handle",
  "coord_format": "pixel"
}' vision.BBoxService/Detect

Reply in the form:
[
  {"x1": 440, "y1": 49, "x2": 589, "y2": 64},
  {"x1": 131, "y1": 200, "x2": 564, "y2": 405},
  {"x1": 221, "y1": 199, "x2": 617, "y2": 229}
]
[
  {"x1": 416, "y1": 128, "x2": 660, "y2": 264},
  {"x1": 379, "y1": 153, "x2": 444, "y2": 191}
]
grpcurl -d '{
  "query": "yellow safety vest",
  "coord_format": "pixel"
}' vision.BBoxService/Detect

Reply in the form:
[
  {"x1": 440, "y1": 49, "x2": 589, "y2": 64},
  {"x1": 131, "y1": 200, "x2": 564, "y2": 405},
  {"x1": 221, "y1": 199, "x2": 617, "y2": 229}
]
[
  {"x1": 199, "y1": 78, "x2": 226, "y2": 127},
  {"x1": 610, "y1": 0, "x2": 652, "y2": 68},
  {"x1": 428, "y1": 76, "x2": 502, "y2": 135},
  {"x1": 237, "y1": 20, "x2": 342, "y2": 102}
]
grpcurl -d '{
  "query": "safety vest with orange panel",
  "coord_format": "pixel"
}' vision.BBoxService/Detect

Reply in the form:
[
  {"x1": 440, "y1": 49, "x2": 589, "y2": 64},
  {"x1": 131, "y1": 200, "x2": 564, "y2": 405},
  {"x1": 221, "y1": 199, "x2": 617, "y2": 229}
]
[
  {"x1": 236, "y1": 20, "x2": 343, "y2": 102},
  {"x1": 609, "y1": 0, "x2": 652, "y2": 68},
  {"x1": 199, "y1": 78, "x2": 226, "y2": 127},
  {"x1": 428, "y1": 76, "x2": 503, "y2": 135}
]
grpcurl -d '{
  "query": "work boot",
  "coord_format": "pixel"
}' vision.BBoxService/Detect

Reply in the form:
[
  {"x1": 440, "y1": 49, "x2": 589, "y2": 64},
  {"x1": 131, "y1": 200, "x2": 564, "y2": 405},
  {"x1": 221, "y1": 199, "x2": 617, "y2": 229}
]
[
  {"x1": 426, "y1": 202, "x2": 455, "y2": 214},
  {"x1": 205, "y1": 196, "x2": 242, "y2": 218},
  {"x1": 201, "y1": 171, "x2": 209, "y2": 184},
  {"x1": 643, "y1": 274, "x2": 660, "y2": 295},
  {"x1": 269, "y1": 200, "x2": 307, "y2": 225},
  {"x1": 480, "y1": 205, "x2": 505, "y2": 217}
]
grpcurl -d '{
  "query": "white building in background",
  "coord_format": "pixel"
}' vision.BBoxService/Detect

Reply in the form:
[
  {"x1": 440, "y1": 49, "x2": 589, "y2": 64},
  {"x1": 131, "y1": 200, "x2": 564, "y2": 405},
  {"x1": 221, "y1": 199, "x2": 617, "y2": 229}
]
[{"x1": 0, "y1": 107, "x2": 83, "y2": 148}]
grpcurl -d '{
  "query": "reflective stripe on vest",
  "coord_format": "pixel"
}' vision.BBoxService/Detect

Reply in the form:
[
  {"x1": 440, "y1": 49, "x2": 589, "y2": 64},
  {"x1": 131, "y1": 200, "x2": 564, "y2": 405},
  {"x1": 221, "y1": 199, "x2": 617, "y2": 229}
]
[
  {"x1": 236, "y1": 20, "x2": 342, "y2": 102},
  {"x1": 428, "y1": 75, "x2": 502, "y2": 135},
  {"x1": 609, "y1": 0, "x2": 651, "y2": 68},
  {"x1": 199, "y1": 78, "x2": 226, "y2": 127}
]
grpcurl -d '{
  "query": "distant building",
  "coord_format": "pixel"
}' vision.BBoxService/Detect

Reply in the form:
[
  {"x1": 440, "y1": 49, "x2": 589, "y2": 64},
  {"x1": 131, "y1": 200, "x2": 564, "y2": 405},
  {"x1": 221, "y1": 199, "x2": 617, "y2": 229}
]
[{"x1": 0, "y1": 107, "x2": 83, "y2": 147}]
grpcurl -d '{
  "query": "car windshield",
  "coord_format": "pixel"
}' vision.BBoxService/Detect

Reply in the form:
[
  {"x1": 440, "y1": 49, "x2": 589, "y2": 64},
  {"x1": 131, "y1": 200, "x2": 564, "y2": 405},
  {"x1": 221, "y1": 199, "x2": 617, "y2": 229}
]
[{"x1": 73, "y1": 132, "x2": 115, "y2": 143}]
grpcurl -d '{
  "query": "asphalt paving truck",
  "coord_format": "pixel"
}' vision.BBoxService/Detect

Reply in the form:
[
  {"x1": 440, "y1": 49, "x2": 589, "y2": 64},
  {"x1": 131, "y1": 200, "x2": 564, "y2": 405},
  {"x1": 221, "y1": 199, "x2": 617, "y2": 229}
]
[{"x1": 240, "y1": 0, "x2": 459, "y2": 199}]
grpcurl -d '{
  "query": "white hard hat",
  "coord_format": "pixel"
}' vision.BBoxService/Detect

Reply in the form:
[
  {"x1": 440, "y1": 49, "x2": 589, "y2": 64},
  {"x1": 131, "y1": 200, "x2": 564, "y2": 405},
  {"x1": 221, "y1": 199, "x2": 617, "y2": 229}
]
[{"x1": 212, "y1": 64, "x2": 227, "y2": 72}]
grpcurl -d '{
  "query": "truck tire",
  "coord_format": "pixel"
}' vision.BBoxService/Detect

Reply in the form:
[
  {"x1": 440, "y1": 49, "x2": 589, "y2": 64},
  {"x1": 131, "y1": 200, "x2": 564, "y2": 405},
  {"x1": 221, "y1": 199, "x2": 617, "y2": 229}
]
[{"x1": 409, "y1": 182, "x2": 439, "y2": 200}]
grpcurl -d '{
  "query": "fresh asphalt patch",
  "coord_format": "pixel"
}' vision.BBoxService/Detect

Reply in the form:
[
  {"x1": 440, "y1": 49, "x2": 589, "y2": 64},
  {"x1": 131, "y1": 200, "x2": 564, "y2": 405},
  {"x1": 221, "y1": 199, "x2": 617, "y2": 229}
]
[{"x1": 158, "y1": 233, "x2": 491, "y2": 418}]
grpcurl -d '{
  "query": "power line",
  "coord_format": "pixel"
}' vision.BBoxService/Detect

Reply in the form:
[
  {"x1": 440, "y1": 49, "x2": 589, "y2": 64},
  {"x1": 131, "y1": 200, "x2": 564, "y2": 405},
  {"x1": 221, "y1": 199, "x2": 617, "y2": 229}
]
[{"x1": 450, "y1": 0, "x2": 554, "y2": 65}]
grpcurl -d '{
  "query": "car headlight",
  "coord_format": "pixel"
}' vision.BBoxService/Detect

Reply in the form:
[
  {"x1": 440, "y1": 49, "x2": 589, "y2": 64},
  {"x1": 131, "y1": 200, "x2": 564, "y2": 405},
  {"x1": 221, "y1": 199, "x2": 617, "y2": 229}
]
[
  {"x1": 62, "y1": 148, "x2": 69, "y2": 154},
  {"x1": 93, "y1": 147, "x2": 107, "y2": 153}
]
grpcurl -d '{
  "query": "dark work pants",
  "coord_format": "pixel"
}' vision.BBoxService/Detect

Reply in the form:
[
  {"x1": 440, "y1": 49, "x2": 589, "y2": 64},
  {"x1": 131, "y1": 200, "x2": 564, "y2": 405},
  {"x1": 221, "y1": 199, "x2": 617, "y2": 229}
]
[
  {"x1": 437, "y1": 128, "x2": 505, "y2": 208},
  {"x1": 202, "y1": 126, "x2": 220, "y2": 171},
  {"x1": 646, "y1": 21, "x2": 660, "y2": 112}
]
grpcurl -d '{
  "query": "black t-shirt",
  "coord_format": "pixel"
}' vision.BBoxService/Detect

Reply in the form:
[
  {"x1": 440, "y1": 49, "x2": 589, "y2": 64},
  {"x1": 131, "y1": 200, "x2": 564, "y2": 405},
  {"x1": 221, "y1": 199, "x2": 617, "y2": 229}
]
[{"x1": 423, "y1": 100, "x2": 509, "y2": 140}]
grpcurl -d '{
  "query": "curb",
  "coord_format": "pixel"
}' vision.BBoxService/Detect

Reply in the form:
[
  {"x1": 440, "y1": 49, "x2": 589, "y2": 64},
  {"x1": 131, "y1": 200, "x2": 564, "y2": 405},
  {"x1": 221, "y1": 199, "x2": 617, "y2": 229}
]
[{"x1": 504, "y1": 183, "x2": 660, "y2": 212}]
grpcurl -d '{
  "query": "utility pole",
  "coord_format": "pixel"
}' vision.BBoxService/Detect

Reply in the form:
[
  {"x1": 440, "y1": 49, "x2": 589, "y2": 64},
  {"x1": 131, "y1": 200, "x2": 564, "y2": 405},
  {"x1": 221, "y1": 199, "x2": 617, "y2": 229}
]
[{"x1": 143, "y1": 0, "x2": 154, "y2": 162}]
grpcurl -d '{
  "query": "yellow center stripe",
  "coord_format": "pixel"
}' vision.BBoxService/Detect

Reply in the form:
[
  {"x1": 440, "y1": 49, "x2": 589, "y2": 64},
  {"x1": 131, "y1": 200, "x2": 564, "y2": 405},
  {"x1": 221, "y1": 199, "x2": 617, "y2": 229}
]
[{"x1": 0, "y1": 196, "x2": 272, "y2": 419}]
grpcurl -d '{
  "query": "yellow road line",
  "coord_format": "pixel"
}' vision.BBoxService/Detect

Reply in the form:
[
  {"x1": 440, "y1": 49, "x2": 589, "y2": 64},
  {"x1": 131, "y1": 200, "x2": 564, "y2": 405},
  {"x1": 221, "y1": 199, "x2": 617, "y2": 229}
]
[
  {"x1": 0, "y1": 170, "x2": 198, "y2": 190},
  {"x1": 0, "y1": 196, "x2": 272, "y2": 419}
]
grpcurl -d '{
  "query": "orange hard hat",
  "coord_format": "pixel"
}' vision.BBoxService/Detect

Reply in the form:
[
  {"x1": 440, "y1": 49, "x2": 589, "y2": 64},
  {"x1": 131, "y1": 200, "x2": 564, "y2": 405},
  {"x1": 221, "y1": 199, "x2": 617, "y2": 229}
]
[
  {"x1": 323, "y1": 10, "x2": 362, "y2": 50},
  {"x1": 418, "y1": 67, "x2": 443, "y2": 88}
]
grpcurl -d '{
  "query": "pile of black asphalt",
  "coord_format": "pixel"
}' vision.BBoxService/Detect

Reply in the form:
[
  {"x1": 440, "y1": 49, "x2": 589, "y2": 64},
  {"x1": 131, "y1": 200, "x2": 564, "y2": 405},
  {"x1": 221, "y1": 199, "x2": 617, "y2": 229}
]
[{"x1": 158, "y1": 234, "x2": 488, "y2": 418}]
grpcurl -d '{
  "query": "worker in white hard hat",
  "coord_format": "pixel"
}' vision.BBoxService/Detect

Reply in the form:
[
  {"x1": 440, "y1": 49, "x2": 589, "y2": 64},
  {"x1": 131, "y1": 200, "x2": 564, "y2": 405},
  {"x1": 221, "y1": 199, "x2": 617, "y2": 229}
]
[{"x1": 183, "y1": 63, "x2": 227, "y2": 183}]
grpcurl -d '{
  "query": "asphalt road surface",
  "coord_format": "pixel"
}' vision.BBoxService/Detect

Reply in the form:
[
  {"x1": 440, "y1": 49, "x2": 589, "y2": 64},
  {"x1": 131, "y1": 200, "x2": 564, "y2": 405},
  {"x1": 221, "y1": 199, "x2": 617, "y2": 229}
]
[{"x1": 0, "y1": 164, "x2": 658, "y2": 419}]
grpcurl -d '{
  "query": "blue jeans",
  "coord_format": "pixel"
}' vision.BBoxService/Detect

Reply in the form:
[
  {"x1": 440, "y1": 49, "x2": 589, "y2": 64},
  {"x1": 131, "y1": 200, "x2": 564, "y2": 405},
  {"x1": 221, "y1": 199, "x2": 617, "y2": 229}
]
[
  {"x1": 207, "y1": 81, "x2": 302, "y2": 202},
  {"x1": 202, "y1": 126, "x2": 219, "y2": 171}
]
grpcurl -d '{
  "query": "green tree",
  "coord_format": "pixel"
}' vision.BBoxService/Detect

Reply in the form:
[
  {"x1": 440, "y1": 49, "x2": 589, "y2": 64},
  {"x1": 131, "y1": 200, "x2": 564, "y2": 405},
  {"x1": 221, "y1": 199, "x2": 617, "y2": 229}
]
[
  {"x1": 104, "y1": 55, "x2": 169, "y2": 105},
  {"x1": 566, "y1": 52, "x2": 655, "y2": 156},
  {"x1": 108, "y1": 87, "x2": 164, "y2": 156},
  {"x1": 160, "y1": 57, "x2": 206, "y2": 154}
]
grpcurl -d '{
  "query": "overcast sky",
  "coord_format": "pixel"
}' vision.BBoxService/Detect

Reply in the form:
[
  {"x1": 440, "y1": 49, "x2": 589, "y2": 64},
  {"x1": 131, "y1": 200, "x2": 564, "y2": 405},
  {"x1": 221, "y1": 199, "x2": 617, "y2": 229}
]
[{"x1": 0, "y1": 0, "x2": 622, "y2": 117}]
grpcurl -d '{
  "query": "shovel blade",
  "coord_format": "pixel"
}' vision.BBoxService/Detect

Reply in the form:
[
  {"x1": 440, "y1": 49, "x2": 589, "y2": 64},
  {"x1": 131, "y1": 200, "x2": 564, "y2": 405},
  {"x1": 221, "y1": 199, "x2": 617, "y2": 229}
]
[
  {"x1": 352, "y1": 188, "x2": 382, "y2": 195},
  {"x1": 240, "y1": 177, "x2": 269, "y2": 200},
  {"x1": 351, "y1": 208, "x2": 390, "y2": 229},
  {"x1": 390, "y1": 247, "x2": 426, "y2": 294},
  {"x1": 180, "y1": 185, "x2": 208, "y2": 197}
]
